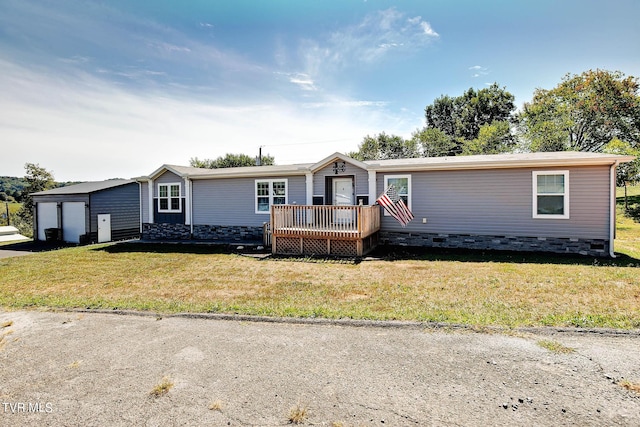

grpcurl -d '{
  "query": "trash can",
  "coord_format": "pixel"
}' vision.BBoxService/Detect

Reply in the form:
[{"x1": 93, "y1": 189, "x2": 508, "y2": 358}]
[{"x1": 44, "y1": 228, "x2": 61, "y2": 242}]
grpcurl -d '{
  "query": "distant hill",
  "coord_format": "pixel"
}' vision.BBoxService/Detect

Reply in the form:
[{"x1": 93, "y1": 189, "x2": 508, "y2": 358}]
[{"x1": 0, "y1": 177, "x2": 84, "y2": 202}]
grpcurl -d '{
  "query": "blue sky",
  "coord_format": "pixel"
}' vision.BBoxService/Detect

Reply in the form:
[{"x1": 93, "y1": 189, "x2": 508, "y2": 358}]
[{"x1": 1, "y1": 0, "x2": 639, "y2": 181}]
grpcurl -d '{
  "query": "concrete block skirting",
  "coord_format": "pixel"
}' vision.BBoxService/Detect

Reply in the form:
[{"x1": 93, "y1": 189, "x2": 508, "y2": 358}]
[
  {"x1": 379, "y1": 231, "x2": 610, "y2": 257},
  {"x1": 142, "y1": 223, "x2": 263, "y2": 243}
]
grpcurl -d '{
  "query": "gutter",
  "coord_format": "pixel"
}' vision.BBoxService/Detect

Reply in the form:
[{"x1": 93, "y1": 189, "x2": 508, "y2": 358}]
[{"x1": 609, "y1": 160, "x2": 620, "y2": 258}]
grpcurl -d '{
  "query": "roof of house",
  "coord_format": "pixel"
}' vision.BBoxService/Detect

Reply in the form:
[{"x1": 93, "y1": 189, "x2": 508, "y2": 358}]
[
  {"x1": 32, "y1": 179, "x2": 135, "y2": 196},
  {"x1": 138, "y1": 151, "x2": 635, "y2": 181}
]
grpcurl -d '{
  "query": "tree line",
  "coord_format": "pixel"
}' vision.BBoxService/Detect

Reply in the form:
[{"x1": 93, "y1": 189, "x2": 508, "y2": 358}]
[{"x1": 348, "y1": 69, "x2": 640, "y2": 188}]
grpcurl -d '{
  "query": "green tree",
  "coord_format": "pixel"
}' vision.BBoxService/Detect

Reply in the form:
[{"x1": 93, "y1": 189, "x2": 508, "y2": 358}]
[
  {"x1": 411, "y1": 127, "x2": 456, "y2": 157},
  {"x1": 424, "y1": 83, "x2": 516, "y2": 155},
  {"x1": 348, "y1": 132, "x2": 419, "y2": 161},
  {"x1": 518, "y1": 70, "x2": 640, "y2": 152},
  {"x1": 17, "y1": 163, "x2": 55, "y2": 237},
  {"x1": 189, "y1": 153, "x2": 275, "y2": 169},
  {"x1": 462, "y1": 121, "x2": 515, "y2": 155}
]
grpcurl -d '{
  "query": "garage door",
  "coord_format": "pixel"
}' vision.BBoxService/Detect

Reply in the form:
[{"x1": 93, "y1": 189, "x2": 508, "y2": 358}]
[
  {"x1": 37, "y1": 202, "x2": 58, "y2": 241},
  {"x1": 62, "y1": 202, "x2": 86, "y2": 243}
]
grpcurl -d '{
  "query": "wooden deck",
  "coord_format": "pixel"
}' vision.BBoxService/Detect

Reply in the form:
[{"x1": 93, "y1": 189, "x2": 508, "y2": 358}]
[{"x1": 270, "y1": 205, "x2": 380, "y2": 256}]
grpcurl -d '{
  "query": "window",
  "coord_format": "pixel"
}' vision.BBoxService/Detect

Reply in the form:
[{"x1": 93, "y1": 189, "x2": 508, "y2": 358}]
[
  {"x1": 533, "y1": 171, "x2": 569, "y2": 219},
  {"x1": 158, "y1": 183, "x2": 181, "y2": 213},
  {"x1": 383, "y1": 175, "x2": 411, "y2": 215},
  {"x1": 255, "y1": 179, "x2": 287, "y2": 213}
]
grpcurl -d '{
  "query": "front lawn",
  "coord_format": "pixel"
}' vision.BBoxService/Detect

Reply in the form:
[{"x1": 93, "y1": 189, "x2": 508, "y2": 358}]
[{"x1": 0, "y1": 187, "x2": 638, "y2": 329}]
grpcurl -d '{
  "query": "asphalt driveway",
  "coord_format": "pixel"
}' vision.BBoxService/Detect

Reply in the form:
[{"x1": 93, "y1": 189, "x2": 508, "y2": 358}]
[{"x1": 0, "y1": 310, "x2": 639, "y2": 426}]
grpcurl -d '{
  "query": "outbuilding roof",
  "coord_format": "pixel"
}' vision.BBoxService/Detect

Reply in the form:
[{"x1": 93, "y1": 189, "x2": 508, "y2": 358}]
[{"x1": 32, "y1": 179, "x2": 135, "y2": 196}]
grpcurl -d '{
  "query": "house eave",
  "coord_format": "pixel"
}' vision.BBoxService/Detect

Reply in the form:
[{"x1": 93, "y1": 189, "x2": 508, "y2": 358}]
[{"x1": 367, "y1": 155, "x2": 635, "y2": 172}]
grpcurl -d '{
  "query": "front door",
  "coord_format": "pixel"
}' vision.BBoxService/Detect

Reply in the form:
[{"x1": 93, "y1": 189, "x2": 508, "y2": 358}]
[
  {"x1": 333, "y1": 178, "x2": 354, "y2": 224},
  {"x1": 97, "y1": 214, "x2": 111, "y2": 243}
]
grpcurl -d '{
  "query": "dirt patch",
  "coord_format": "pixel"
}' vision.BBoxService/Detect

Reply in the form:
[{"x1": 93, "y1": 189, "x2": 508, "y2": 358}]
[{"x1": 0, "y1": 309, "x2": 639, "y2": 426}]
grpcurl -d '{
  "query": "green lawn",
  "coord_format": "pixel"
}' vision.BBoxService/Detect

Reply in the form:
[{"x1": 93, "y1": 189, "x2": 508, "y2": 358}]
[{"x1": 0, "y1": 190, "x2": 638, "y2": 329}]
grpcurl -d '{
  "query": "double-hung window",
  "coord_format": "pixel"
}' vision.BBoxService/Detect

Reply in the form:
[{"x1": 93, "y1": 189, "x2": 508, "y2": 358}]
[
  {"x1": 532, "y1": 171, "x2": 569, "y2": 219},
  {"x1": 158, "y1": 183, "x2": 181, "y2": 213},
  {"x1": 383, "y1": 175, "x2": 411, "y2": 215},
  {"x1": 255, "y1": 179, "x2": 287, "y2": 213}
]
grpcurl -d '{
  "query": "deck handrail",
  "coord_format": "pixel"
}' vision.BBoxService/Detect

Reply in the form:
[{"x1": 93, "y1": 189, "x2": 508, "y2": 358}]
[{"x1": 270, "y1": 204, "x2": 380, "y2": 238}]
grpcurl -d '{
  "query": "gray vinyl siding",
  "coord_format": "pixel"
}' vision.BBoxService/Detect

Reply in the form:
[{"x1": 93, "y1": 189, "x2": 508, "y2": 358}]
[
  {"x1": 89, "y1": 183, "x2": 141, "y2": 240},
  {"x1": 154, "y1": 171, "x2": 184, "y2": 196},
  {"x1": 378, "y1": 166, "x2": 610, "y2": 240},
  {"x1": 192, "y1": 175, "x2": 306, "y2": 226},
  {"x1": 140, "y1": 181, "x2": 149, "y2": 223},
  {"x1": 313, "y1": 163, "x2": 369, "y2": 201}
]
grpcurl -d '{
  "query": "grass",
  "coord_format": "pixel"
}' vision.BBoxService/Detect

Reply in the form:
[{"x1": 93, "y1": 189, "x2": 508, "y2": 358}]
[
  {"x1": 537, "y1": 339, "x2": 575, "y2": 354},
  {"x1": 0, "y1": 186, "x2": 638, "y2": 329},
  {"x1": 619, "y1": 379, "x2": 640, "y2": 395},
  {"x1": 208, "y1": 399, "x2": 223, "y2": 411},
  {"x1": 288, "y1": 401, "x2": 308, "y2": 424},
  {"x1": 149, "y1": 376, "x2": 173, "y2": 398}
]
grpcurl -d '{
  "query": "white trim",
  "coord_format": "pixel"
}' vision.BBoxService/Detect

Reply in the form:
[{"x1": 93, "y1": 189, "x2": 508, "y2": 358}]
[
  {"x1": 368, "y1": 170, "x2": 377, "y2": 205},
  {"x1": 157, "y1": 182, "x2": 182, "y2": 213},
  {"x1": 147, "y1": 179, "x2": 154, "y2": 224},
  {"x1": 305, "y1": 173, "x2": 313, "y2": 206},
  {"x1": 255, "y1": 179, "x2": 288, "y2": 214},
  {"x1": 532, "y1": 171, "x2": 569, "y2": 219},
  {"x1": 184, "y1": 178, "x2": 191, "y2": 226},
  {"x1": 383, "y1": 174, "x2": 412, "y2": 216}
]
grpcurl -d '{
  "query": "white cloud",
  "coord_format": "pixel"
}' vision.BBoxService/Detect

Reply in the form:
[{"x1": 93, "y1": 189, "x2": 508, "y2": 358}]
[
  {"x1": 0, "y1": 60, "x2": 418, "y2": 180},
  {"x1": 299, "y1": 7, "x2": 439, "y2": 71},
  {"x1": 469, "y1": 65, "x2": 489, "y2": 77}
]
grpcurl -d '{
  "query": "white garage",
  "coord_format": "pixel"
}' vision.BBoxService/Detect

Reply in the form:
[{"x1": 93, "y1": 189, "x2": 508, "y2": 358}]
[{"x1": 31, "y1": 180, "x2": 140, "y2": 244}]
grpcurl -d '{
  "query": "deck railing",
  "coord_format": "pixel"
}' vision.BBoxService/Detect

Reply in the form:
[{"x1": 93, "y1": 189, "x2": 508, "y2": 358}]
[{"x1": 270, "y1": 205, "x2": 380, "y2": 239}]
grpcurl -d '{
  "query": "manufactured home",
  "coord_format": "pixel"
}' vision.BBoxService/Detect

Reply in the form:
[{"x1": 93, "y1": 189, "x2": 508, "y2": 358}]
[
  {"x1": 136, "y1": 152, "x2": 633, "y2": 257},
  {"x1": 32, "y1": 180, "x2": 140, "y2": 244}
]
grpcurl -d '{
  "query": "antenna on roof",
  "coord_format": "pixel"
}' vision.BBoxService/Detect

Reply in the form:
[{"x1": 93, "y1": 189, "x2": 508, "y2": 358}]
[{"x1": 256, "y1": 146, "x2": 264, "y2": 166}]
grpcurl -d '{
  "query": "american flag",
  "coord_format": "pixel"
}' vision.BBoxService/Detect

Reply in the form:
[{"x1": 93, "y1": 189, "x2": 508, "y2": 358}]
[{"x1": 376, "y1": 185, "x2": 414, "y2": 227}]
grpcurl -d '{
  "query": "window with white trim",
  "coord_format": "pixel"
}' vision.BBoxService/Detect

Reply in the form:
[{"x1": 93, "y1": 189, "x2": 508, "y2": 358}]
[
  {"x1": 255, "y1": 179, "x2": 287, "y2": 213},
  {"x1": 383, "y1": 175, "x2": 411, "y2": 215},
  {"x1": 532, "y1": 171, "x2": 569, "y2": 219},
  {"x1": 158, "y1": 183, "x2": 182, "y2": 213}
]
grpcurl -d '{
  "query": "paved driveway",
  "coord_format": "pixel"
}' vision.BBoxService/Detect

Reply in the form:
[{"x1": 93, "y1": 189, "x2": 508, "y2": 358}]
[{"x1": 1, "y1": 310, "x2": 639, "y2": 426}]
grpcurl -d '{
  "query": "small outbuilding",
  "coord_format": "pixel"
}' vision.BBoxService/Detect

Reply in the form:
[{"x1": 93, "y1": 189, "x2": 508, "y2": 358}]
[{"x1": 31, "y1": 180, "x2": 140, "y2": 244}]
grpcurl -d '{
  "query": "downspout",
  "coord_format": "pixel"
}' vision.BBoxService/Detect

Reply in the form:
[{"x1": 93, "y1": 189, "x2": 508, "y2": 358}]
[
  {"x1": 137, "y1": 181, "x2": 142, "y2": 235},
  {"x1": 186, "y1": 178, "x2": 194, "y2": 236},
  {"x1": 609, "y1": 160, "x2": 620, "y2": 258}
]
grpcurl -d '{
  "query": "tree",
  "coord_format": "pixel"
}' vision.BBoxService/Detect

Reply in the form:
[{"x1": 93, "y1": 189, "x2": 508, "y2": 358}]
[
  {"x1": 604, "y1": 138, "x2": 640, "y2": 211},
  {"x1": 348, "y1": 132, "x2": 419, "y2": 161},
  {"x1": 462, "y1": 121, "x2": 515, "y2": 155},
  {"x1": 424, "y1": 83, "x2": 516, "y2": 155},
  {"x1": 190, "y1": 153, "x2": 275, "y2": 169},
  {"x1": 411, "y1": 127, "x2": 456, "y2": 157},
  {"x1": 17, "y1": 163, "x2": 55, "y2": 237},
  {"x1": 518, "y1": 70, "x2": 640, "y2": 153}
]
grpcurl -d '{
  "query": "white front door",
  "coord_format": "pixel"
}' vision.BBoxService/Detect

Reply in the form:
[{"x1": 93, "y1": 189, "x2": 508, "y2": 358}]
[
  {"x1": 62, "y1": 202, "x2": 85, "y2": 243},
  {"x1": 97, "y1": 214, "x2": 111, "y2": 243},
  {"x1": 333, "y1": 178, "x2": 354, "y2": 224}
]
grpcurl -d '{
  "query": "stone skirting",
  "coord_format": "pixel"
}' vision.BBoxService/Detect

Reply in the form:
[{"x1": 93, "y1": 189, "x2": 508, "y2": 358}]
[
  {"x1": 193, "y1": 225, "x2": 263, "y2": 243},
  {"x1": 142, "y1": 223, "x2": 263, "y2": 243},
  {"x1": 379, "y1": 231, "x2": 610, "y2": 257},
  {"x1": 143, "y1": 223, "x2": 191, "y2": 240}
]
